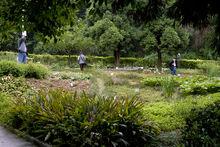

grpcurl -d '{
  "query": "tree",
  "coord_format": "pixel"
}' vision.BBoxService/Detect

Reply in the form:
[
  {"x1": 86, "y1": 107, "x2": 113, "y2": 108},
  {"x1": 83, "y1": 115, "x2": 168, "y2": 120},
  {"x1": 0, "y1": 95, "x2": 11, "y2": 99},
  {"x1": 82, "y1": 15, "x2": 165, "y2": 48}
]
[
  {"x1": 34, "y1": 21, "x2": 94, "y2": 65},
  {"x1": 0, "y1": 0, "x2": 80, "y2": 37},
  {"x1": 170, "y1": 0, "x2": 220, "y2": 55},
  {"x1": 88, "y1": 17, "x2": 124, "y2": 66},
  {"x1": 141, "y1": 17, "x2": 189, "y2": 71}
]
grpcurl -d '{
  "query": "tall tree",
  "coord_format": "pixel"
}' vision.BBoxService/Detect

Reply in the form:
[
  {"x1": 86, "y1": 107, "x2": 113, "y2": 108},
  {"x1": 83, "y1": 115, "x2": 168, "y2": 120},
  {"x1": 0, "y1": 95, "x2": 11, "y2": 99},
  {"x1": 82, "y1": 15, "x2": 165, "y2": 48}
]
[
  {"x1": 141, "y1": 17, "x2": 189, "y2": 71},
  {"x1": 170, "y1": 0, "x2": 220, "y2": 55}
]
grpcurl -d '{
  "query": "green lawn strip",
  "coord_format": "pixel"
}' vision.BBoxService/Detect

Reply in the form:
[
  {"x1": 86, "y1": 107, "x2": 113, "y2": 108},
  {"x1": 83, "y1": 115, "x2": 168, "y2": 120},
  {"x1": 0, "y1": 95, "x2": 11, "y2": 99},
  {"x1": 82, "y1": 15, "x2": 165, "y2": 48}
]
[{"x1": 143, "y1": 93, "x2": 220, "y2": 131}]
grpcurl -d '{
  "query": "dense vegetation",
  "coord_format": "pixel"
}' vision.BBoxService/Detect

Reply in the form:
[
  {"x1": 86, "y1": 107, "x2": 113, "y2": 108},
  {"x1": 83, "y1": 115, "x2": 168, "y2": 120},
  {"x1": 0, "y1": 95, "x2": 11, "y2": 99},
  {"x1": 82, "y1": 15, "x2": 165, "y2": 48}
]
[{"x1": 0, "y1": 0, "x2": 220, "y2": 146}]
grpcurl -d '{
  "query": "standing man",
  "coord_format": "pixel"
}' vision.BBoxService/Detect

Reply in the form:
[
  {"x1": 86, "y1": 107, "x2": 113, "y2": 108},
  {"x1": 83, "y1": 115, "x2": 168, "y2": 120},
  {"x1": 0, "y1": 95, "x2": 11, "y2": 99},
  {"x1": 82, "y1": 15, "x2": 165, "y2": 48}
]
[
  {"x1": 17, "y1": 33, "x2": 27, "y2": 63},
  {"x1": 78, "y1": 51, "x2": 86, "y2": 71},
  {"x1": 169, "y1": 58, "x2": 177, "y2": 75}
]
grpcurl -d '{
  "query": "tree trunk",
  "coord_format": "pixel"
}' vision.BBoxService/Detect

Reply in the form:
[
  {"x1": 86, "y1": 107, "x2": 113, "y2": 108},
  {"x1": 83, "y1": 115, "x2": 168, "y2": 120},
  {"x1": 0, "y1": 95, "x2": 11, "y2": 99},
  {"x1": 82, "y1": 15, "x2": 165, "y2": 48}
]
[
  {"x1": 114, "y1": 49, "x2": 120, "y2": 67},
  {"x1": 68, "y1": 54, "x2": 71, "y2": 66},
  {"x1": 157, "y1": 47, "x2": 162, "y2": 72}
]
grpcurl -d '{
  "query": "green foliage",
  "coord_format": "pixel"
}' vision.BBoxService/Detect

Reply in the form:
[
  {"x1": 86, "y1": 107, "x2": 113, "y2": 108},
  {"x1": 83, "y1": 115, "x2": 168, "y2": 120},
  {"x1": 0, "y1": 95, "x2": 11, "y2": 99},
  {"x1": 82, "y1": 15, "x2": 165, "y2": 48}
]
[
  {"x1": 0, "y1": 93, "x2": 12, "y2": 123},
  {"x1": 142, "y1": 75, "x2": 220, "y2": 95},
  {"x1": 179, "y1": 76, "x2": 220, "y2": 95},
  {"x1": 0, "y1": 51, "x2": 17, "y2": 61},
  {"x1": 0, "y1": 75, "x2": 33, "y2": 97},
  {"x1": 161, "y1": 77, "x2": 176, "y2": 98},
  {"x1": 198, "y1": 62, "x2": 220, "y2": 77},
  {"x1": 144, "y1": 93, "x2": 220, "y2": 131},
  {"x1": 0, "y1": 0, "x2": 78, "y2": 37},
  {"x1": 181, "y1": 100, "x2": 220, "y2": 146},
  {"x1": 0, "y1": 60, "x2": 49, "y2": 79},
  {"x1": 0, "y1": 61, "x2": 25, "y2": 77},
  {"x1": 6, "y1": 90, "x2": 159, "y2": 146},
  {"x1": 141, "y1": 77, "x2": 166, "y2": 87},
  {"x1": 24, "y1": 63, "x2": 49, "y2": 79},
  {"x1": 160, "y1": 27, "x2": 181, "y2": 51},
  {"x1": 88, "y1": 18, "x2": 124, "y2": 54},
  {"x1": 34, "y1": 23, "x2": 95, "y2": 55}
]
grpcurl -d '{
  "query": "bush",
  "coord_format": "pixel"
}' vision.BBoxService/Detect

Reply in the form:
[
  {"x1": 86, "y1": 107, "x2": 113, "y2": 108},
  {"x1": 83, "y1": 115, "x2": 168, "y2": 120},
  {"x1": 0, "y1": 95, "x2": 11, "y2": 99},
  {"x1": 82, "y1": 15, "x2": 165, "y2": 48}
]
[
  {"x1": 0, "y1": 61, "x2": 25, "y2": 77},
  {"x1": 142, "y1": 76, "x2": 220, "y2": 95},
  {"x1": 141, "y1": 77, "x2": 166, "y2": 87},
  {"x1": 181, "y1": 100, "x2": 220, "y2": 146},
  {"x1": 144, "y1": 93, "x2": 220, "y2": 131},
  {"x1": 161, "y1": 77, "x2": 176, "y2": 98},
  {"x1": 0, "y1": 61, "x2": 49, "y2": 79},
  {"x1": 24, "y1": 63, "x2": 49, "y2": 79},
  {"x1": 6, "y1": 90, "x2": 159, "y2": 146}
]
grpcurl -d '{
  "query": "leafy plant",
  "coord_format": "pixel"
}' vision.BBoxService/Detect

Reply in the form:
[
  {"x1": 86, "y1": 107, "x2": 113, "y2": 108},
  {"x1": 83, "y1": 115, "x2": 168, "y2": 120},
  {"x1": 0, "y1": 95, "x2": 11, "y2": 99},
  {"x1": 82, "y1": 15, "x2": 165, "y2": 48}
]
[
  {"x1": 24, "y1": 63, "x2": 49, "y2": 79},
  {"x1": 0, "y1": 61, "x2": 25, "y2": 77},
  {"x1": 0, "y1": 61, "x2": 49, "y2": 79},
  {"x1": 0, "y1": 75, "x2": 33, "y2": 97},
  {"x1": 181, "y1": 100, "x2": 220, "y2": 146},
  {"x1": 0, "y1": 92, "x2": 12, "y2": 123},
  {"x1": 198, "y1": 62, "x2": 220, "y2": 77},
  {"x1": 6, "y1": 90, "x2": 159, "y2": 146},
  {"x1": 161, "y1": 77, "x2": 176, "y2": 98}
]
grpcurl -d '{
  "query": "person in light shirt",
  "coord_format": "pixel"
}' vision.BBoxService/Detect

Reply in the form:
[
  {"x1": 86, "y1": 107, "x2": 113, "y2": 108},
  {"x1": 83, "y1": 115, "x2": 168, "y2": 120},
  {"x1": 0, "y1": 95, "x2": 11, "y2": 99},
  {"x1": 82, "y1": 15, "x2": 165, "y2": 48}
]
[
  {"x1": 77, "y1": 51, "x2": 86, "y2": 71},
  {"x1": 17, "y1": 34, "x2": 28, "y2": 63},
  {"x1": 169, "y1": 58, "x2": 177, "y2": 75}
]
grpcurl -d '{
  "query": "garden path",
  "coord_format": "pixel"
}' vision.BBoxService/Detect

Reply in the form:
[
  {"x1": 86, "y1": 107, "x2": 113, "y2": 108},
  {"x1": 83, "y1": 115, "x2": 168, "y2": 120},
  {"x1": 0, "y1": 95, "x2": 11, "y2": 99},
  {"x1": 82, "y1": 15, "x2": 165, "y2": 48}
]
[{"x1": 0, "y1": 126, "x2": 36, "y2": 147}]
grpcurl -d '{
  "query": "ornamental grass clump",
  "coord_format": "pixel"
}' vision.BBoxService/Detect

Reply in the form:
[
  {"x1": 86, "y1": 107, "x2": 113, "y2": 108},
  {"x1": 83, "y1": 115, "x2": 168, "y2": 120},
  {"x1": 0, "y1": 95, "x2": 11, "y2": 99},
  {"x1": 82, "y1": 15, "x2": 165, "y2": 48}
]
[{"x1": 6, "y1": 90, "x2": 159, "y2": 146}]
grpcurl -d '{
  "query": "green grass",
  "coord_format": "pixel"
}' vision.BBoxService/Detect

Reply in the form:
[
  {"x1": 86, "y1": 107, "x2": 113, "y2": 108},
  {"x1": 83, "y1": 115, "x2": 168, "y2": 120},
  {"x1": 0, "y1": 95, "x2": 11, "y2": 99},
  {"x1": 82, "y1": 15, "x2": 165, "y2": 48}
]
[{"x1": 143, "y1": 93, "x2": 220, "y2": 131}]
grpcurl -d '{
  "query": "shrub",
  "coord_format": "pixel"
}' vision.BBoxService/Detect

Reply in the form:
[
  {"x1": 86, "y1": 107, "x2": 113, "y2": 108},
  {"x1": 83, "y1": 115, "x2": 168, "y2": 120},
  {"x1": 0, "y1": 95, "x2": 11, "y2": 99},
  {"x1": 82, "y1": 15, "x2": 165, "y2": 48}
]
[
  {"x1": 161, "y1": 77, "x2": 176, "y2": 98},
  {"x1": 6, "y1": 90, "x2": 159, "y2": 146},
  {"x1": 141, "y1": 77, "x2": 165, "y2": 87},
  {"x1": 24, "y1": 63, "x2": 49, "y2": 79},
  {"x1": 0, "y1": 61, "x2": 25, "y2": 77},
  {"x1": 0, "y1": 61, "x2": 49, "y2": 79},
  {"x1": 179, "y1": 77, "x2": 220, "y2": 95},
  {"x1": 144, "y1": 93, "x2": 220, "y2": 131},
  {"x1": 142, "y1": 76, "x2": 220, "y2": 95},
  {"x1": 181, "y1": 100, "x2": 220, "y2": 146}
]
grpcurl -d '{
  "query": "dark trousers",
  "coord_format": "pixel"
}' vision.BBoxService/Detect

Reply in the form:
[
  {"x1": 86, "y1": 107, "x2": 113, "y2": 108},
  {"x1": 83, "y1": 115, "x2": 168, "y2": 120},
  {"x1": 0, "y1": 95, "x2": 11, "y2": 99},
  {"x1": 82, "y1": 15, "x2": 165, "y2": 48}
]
[
  {"x1": 170, "y1": 66, "x2": 177, "y2": 75},
  {"x1": 79, "y1": 63, "x2": 86, "y2": 71}
]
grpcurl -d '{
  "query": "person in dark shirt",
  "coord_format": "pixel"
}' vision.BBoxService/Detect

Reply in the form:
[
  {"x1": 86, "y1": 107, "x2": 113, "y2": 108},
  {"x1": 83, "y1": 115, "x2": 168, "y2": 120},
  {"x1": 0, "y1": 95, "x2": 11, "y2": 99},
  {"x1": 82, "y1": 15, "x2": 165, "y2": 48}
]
[{"x1": 169, "y1": 58, "x2": 177, "y2": 75}]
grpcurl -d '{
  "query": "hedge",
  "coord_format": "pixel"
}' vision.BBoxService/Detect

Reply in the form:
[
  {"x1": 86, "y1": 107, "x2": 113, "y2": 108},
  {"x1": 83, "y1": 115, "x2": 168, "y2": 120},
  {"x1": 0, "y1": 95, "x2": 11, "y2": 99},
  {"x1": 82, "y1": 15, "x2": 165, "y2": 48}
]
[
  {"x1": 0, "y1": 60, "x2": 49, "y2": 79},
  {"x1": 0, "y1": 51, "x2": 219, "y2": 69}
]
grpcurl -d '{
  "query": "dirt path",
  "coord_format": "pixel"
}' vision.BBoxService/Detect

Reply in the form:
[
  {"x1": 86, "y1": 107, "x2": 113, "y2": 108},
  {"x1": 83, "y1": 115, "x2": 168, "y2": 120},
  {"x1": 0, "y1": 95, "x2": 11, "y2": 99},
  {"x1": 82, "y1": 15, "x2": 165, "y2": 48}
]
[{"x1": 0, "y1": 126, "x2": 36, "y2": 147}]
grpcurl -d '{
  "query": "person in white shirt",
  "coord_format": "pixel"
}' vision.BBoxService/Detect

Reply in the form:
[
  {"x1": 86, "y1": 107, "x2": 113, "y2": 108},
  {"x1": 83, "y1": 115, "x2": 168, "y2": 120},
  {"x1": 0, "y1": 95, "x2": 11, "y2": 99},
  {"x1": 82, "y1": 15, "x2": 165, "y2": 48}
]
[{"x1": 169, "y1": 58, "x2": 177, "y2": 75}]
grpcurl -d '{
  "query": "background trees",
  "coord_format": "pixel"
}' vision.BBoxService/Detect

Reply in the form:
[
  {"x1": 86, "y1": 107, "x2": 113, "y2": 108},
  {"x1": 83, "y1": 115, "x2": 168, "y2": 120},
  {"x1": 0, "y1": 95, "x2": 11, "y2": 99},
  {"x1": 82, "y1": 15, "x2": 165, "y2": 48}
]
[{"x1": 0, "y1": 0, "x2": 219, "y2": 68}]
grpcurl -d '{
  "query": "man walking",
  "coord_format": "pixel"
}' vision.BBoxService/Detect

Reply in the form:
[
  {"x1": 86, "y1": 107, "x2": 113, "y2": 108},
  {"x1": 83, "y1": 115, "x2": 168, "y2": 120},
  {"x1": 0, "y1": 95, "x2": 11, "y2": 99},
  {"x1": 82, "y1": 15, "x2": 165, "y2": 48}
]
[{"x1": 78, "y1": 52, "x2": 86, "y2": 71}]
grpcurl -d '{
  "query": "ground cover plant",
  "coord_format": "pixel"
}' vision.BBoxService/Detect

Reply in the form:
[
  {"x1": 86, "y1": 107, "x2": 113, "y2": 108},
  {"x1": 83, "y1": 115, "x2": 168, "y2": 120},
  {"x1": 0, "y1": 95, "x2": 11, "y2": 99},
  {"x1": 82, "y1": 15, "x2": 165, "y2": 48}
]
[
  {"x1": 3, "y1": 90, "x2": 159, "y2": 147},
  {"x1": 181, "y1": 99, "x2": 220, "y2": 146}
]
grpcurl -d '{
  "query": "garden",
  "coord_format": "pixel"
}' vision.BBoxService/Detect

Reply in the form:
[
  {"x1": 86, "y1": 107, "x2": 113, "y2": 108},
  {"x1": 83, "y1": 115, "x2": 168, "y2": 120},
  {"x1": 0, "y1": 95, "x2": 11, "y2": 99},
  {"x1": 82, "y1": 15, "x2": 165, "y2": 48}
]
[
  {"x1": 1, "y1": 0, "x2": 220, "y2": 146},
  {"x1": 0, "y1": 52, "x2": 220, "y2": 146}
]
